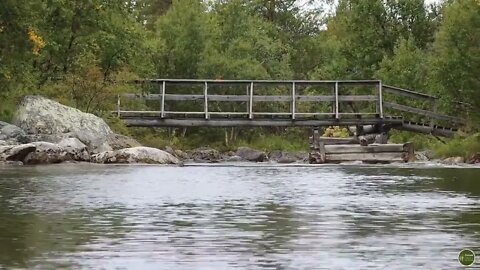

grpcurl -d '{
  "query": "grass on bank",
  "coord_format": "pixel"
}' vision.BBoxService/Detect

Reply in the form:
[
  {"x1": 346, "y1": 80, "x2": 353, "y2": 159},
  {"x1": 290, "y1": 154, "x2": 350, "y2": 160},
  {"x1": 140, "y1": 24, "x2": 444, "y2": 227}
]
[
  {"x1": 122, "y1": 126, "x2": 309, "y2": 153},
  {"x1": 390, "y1": 130, "x2": 480, "y2": 159}
]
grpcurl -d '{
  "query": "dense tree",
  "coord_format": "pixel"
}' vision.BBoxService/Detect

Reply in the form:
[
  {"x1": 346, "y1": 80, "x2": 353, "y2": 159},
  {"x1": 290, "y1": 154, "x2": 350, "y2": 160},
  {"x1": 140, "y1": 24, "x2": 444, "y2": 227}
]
[
  {"x1": 0, "y1": 0, "x2": 479, "y2": 143},
  {"x1": 429, "y1": 0, "x2": 480, "y2": 112}
]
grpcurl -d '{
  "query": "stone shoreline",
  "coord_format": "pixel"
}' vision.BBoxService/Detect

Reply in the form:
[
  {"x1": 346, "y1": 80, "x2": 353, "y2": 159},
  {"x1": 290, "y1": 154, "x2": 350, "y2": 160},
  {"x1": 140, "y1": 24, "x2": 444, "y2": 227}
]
[{"x1": 1, "y1": 96, "x2": 478, "y2": 166}]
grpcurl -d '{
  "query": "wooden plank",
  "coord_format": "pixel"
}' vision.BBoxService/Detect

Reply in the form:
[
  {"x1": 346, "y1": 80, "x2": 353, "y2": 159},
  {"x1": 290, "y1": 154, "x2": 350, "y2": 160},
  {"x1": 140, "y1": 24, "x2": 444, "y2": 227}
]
[
  {"x1": 136, "y1": 79, "x2": 381, "y2": 85},
  {"x1": 291, "y1": 82, "x2": 296, "y2": 120},
  {"x1": 326, "y1": 152, "x2": 405, "y2": 162},
  {"x1": 295, "y1": 113, "x2": 335, "y2": 116},
  {"x1": 319, "y1": 140, "x2": 326, "y2": 162},
  {"x1": 319, "y1": 137, "x2": 359, "y2": 145},
  {"x1": 249, "y1": 82, "x2": 254, "y2": 119},
  {"x1": 122, "y1": 93, "x2": 377, "y2": 103},
  {"x1": 324, "y1": 144, "x2": 406, "y2": 154},
  {"x1": 335, "y1": 82, "x2": 339, "y2": 119},
  {"x1": 122, "y1": 118, "x2": 404, "y2": 128},
  {"x1": 161, "y1": 81, "x2": 165, "y2": 118},
  {"x1": 383, "y1": 102, "x2": 464, "y2": 123},
  {"x1": 253, "y1": 112, "x2": 293, "y2": 116},
  {"x1": 116, "y1": 94, "x2": 121, "y2": 117},
  {"x1": 383, "y1": 85, "x2": 436, "y2": 100},
  {"x1": 398, "y1": 122, "x2": 456, "y2": 137},
  {"x1": 204, "y1": 82, "x2": 209, "y2": 119},
  {"x1": 378, "y1": 81, "x2": 384, "y2": 118},
  {"x1": 404, "y1": 142, "x2": 415, "y2": 162}
]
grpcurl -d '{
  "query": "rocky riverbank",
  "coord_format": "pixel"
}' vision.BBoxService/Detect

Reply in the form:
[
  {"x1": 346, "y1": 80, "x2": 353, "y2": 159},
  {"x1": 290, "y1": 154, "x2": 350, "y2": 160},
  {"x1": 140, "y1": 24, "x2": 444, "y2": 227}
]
[
  {"x1": 1, "y1": 96, "x2": 180, "y2": 165},
  {"x1": 0, "y1": 96, "x2": 308, "y2": 166},
  {"x1": 1, "y1": 96, "x2": 478, "y2": 166}
]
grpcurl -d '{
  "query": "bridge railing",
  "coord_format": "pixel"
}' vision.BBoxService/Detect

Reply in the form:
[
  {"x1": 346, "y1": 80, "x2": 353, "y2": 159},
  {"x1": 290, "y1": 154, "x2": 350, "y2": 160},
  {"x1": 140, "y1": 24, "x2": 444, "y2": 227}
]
[
  {"x1": 116, "y1": 79, "x2": 384, "y2": 120},
  {"x1": 382, "y1": 85, "x2": 466, "y2": 128},
  {"x1": 114, "y1": 79, "x2": 466, "y2": 133}
]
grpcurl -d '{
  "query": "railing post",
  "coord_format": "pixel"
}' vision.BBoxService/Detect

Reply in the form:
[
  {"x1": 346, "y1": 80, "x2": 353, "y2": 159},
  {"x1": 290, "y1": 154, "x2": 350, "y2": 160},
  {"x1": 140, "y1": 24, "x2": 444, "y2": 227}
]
[
  {"x1": 246, "y1": 84, "x2": 250, "y2": 115},
  {"x1": 204, "y1": 81, "x2": 209, "y2": 119},
  {"x1": 160, "y1": 80, "x2": 166, "y2": 118},
  {"x1": 249, "y1": 82, "x2": 254, "y2": 119},
  {"x1": 335, "y1": 81, "x2": 339, "y2": 119},
  {"x1": 291, "y1": 82, "x2": 296, "y2": 120},
  {"x1": 430, "y1": 98, "x2": 437, "y2": 129},
  {"x1": 116, "y1": 94, "x2": 121, "y2": 118},
  {"x1": 378, "y1": 81, "x2": 384, "y2": 119}
]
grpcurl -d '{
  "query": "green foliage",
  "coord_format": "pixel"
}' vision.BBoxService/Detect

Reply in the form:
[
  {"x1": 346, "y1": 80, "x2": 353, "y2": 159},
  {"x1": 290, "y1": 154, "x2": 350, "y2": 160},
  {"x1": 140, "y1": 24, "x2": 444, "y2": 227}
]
[
  {"x1": 429, "y1": 0, "x2": 480, "y2": 113},
  {"x1": 433, "y1": 133, "x2": 480, "y2": 159},
  {"x1": 389, "y1": 130, "x2": 437, "y2": 150},
  {"x1": 0, "y1": 0, "x2": 479, "y2": 154},
  {"x1": 377, "y1": 38, "x2": 428, "y2": 90}
]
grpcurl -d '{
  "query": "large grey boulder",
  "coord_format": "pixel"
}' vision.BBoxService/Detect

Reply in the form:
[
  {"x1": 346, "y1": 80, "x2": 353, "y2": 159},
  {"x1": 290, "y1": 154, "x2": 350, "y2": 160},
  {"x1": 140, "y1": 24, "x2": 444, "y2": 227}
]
[
  {"x1": 23, "y1": 142, "x2": 68, "y2": 165},
  {"x1": 13, "y1": 96, "x2": 139, "y2": 153},
  {"x1": 236, "y1": 147, "x2": 266, "y2": 162},
  {"x1": 0, "y1": 121, "x2": 26, "y2": 144},
  {"x1": 58, "y1": 138, "x2": 90, "y2": 161},
  {"x1": 15, "y1": 96, "x2": 112, "y2": 136},
  {"x1": 0, "y1": 144, "x2": 37, "y2": 162},
  {"x1": 92, "y1": 147, "x2": 180, "y2": 164}
]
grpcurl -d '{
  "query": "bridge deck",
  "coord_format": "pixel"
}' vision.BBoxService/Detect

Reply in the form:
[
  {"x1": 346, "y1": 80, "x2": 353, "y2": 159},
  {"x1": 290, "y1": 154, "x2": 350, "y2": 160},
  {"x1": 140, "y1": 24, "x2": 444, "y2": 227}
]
[{"x1": 114, "y1": 79, "x2": 467, "y2": 137}]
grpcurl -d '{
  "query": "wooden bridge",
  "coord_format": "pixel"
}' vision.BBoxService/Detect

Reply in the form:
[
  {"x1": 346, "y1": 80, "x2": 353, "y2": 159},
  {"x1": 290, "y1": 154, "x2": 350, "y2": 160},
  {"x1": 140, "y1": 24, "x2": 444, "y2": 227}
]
[{"x1": 114, "y1": 79, "x2": 467, "y2": 137}]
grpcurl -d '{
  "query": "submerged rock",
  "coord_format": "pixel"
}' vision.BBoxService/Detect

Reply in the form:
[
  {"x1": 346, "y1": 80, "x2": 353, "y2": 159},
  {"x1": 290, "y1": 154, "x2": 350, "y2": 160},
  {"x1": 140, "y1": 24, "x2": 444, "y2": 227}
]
[
  {"x1": 225, "y1": 155, "x2": 244, "y2": 162},
  {"x1": 268, "y1": 151, "x2": 297, "y2": 164},
  {"x1": 189, "y1": 147, "x2": 222, "y2": 162},
  {"x1": 92, "y1": 147, "x2": 180, "y2": 165},
  {"x1": 0, "y1": 144, "x2": 37, "y2": 161},
  {"x1": 236, "y1": 147, "x2": 266, "y2": 162},
  {"x1": 23, "y1": 142, "x2": 68, "y2": 165},
  {"x1": 468, "y1": 153, "x2": 480, "y2": 164},
  {"x1": 441, "y1": 156, "x2": 465, "y2": 165}
]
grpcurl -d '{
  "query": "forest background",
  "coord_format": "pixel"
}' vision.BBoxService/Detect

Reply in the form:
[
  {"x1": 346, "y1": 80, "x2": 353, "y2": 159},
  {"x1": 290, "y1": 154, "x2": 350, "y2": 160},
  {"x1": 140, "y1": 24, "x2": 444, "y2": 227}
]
[{"x1": 1, "y1": 0, "x2": 479, "y2": 158}]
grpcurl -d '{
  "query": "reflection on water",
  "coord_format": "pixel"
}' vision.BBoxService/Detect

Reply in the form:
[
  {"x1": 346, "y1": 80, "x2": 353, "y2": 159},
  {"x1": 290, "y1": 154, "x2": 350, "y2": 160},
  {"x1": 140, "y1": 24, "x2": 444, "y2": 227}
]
[{"x1": 0, "y1": 164, "x2": 479, "y2": 269}]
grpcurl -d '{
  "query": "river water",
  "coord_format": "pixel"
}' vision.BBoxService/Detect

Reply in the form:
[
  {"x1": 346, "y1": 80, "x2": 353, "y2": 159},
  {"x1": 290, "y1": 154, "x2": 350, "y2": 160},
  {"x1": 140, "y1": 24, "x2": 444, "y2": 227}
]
[{"x1": 0, "y1": 164, "x2": 479, "y2": 269}]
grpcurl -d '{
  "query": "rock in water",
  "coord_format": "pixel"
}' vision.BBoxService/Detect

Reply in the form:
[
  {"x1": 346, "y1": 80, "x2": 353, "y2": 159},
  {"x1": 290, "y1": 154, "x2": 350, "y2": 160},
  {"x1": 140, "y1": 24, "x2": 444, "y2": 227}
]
[
  {"x1": 268, "y1": 151, "x2": 297, "y2": 164},
  {"x1": 58, "y1": 138, "x2": 90, "y2": 161},
  {"x1": 441, "y1": 156, "x2": 465, "y2": 165},
  {"x1": 92, "y1": 147, "x2": 180, "y2": 164},
  {"x1": 189, "y1": 147, "x2": 222, "y2": 162},
  {"x1": 468, "y1": 153, "x2": 480, "y2": 164},
  {"x1": 236, "y1": 147, "x2": 266, "y2": 162},
  {"x1": 23, "y1": 142, "x2": 68, "y2": 165},
  {"x1": 0, "y1": 144, "x2": 37, "y2": 161}
]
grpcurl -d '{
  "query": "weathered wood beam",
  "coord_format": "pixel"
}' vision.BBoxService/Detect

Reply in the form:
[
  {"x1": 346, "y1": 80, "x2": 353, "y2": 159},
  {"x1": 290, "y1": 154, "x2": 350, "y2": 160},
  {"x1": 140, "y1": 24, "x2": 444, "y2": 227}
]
[
  {"x1": 326, "y1": 152, "x2": 405, "y2": 162},
  {"x1": 397, "y1": 122, "x2": 456, "y2": 137},
  {"x1": 324, "y1": 144, "x2": 406, "y2": 154},
  {"x1": 383, "y1": 85, "x2": 436, "y2": 100},
  {"x1": 122, "y1": 118, "x2": 403, "y2": 127},
  {"x1": 383, "y1": 102, "x2": 464, "y2": 123},
  {"x1": 135, "y1": 79, "x2": 381, "y2": 86},
  {"x1": 122, "y1": 93, "x2": 378, "y2": 102}
]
